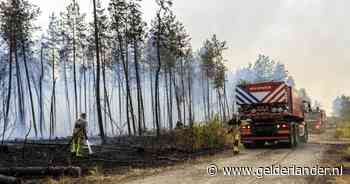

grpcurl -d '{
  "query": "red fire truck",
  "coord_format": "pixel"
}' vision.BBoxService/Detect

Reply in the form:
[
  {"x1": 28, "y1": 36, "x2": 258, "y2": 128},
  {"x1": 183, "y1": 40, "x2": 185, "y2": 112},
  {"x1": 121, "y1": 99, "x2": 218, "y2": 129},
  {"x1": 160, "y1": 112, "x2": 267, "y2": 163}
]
[
  {"x1": 236, "y1": 81, "x2": 310, "y2": 148},
  {"x1": 305, "y1": 109, "x2": 327, "y2": 133}
]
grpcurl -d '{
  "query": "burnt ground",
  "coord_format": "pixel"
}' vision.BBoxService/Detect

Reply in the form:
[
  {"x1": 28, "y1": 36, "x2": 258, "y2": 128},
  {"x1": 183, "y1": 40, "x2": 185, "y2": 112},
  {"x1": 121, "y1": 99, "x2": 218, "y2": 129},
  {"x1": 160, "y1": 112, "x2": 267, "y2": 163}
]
[{"x1": 0, "y1": 134, "x2": 231, "y2": 183}]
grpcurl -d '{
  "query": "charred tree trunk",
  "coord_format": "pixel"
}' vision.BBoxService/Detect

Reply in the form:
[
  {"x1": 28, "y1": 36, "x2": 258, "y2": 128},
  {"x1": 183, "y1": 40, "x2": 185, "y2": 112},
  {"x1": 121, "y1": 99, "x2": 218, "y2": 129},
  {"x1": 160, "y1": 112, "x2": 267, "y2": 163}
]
[
  {"x1": 165, "y1": 68, "x2": 171, "y2": 129},
  {"x1": 102, "y1": 52, "x2": 114, "y2": 136},
  {"x1": 154, "y1": 14, "x2": 162, "y2": 136},
  {"x1": 2, "y1": 42, "x2": 13, "y2": 145},
  {"x1": 39, "y1": 44, "x2": 44, "y2": 138},
  {"x1": 173, "y1": 76, "x2": 182, "y2": 124},
  {"x1": 62, "y1": 51, "x2": 72, "y2": 131},
  {"x1": 133, "y1": 40, "x2": 144, "y2": 136},
  {"x1": 116, "y1": 63, "x2": 123, "y2": 131},
  {"x1": 49, "y1": 49, "x2": 57, "y2": 139},
  {"x1": 22, "y1": 43, "x2": 37, "y2": 137},
  {"x1": 117, "y1": 35, "x2": 131, "y2": 136},
  {"x1": 180, "y1": 60, "x2": 186, "y2": 125},
  {"x1": 223, "y1": 80, "x2": 230, "y2": 119},
  {"x1": 201, "y1": 71, "x2": 207, "y2": 121},
  {"x1": 187, "y1": 68, "x2": 193, "y2": 127},
  {"x1": 72, "y1": 4, "x2": 78, "y2": 119},
  {"x1": 149, "y1": 67, "x2": 155, "y2": 130},
  {"x1": 206, "y1": 73, "x2": 211, "y2": 120},
  {"x1": 93, "y1": 0, "x2": 105, "y2": 142},
  {"x1": 124, "y1": 43, "x2": 136, "y2": 135},
  {"x1": 0, "y1": 174, "x2": 18, "y2": 184},
  {"x1": 15, "y1": 49, "x2": 25, "y2": 134},
  {"x1": 168, "y1": 70, "x2": 173, "y2": 129}
]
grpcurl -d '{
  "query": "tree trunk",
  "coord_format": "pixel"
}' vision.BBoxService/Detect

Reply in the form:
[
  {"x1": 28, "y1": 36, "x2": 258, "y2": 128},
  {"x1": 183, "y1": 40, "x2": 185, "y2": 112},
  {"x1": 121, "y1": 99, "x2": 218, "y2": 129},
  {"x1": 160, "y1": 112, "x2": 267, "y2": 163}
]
[
  {"x1": 0, "y1": 174, "x2": 18, "y2": 184},
  {"x1": 149, "y1": 67, "x2": 155, "y2": 130},
  {"x1": 83, "y1": 50, "x2": 87, "y2": 113},
  {"x1": 22, "y1": 43, "x2": 37, "y2": 137},
  {"x1": 63, "y1": 52, "x2": 72, "y2": 131},
  {"x1": 93, "y1": 0, "x2": 105, "y2": 142},
  {"x1": 72, "y1": 4, "x2": 78, "y2": 119},
  {"x1": 165, "y1": 68, "x2": 170, "y2": 129},
  {"x1": 201, "y1": 71, "x2": 207, "y2": 121},
  {"x1": 168, "y1": 70, "x2": 173, "y2": 129},
  {"x1": 154, "y1": 13, "x2": 162, "y2": 136},
  {"x1": 2, "y1": 43, "x2": 13, "y2": 144},
  {"x1": 187, "y1": 67, "x2": 193, "y2": 127},
  {"x1": 102, "y1": 52, "x2": 114, "y2": 136},
  {"x1": 116, "y1": 63, "x2": 123, "y2": 131},
  {"x1": 117, "y1": 35, "x2": 131, "y2": 136},
  {"x1": 133, "y1": 40, "x2": 144, "y2": 136},
  {"x1": 39, "y1": 44, "x2": 44, "y2": 138},
  {"x1": 15, "y1": 49, "x2": 25, "y2": 134},
  {"x1": 206, "y1": 73, "x2": 210, "y2": 120},
  {"x1": 223, "y1": 81, "x2": 230, "y2": 119},
  {"x1": 173, "y1": 76, "x2": 182, "y2": 124},
  {"x1": 49, "y1": 49, "x2": 56, "y2": 139},
  {"x1": 124, "y1": 43, "x2": 136, "y2": 135},
  {"x1": 180, "y1": 60, "x2": 186, "y2": 125}
]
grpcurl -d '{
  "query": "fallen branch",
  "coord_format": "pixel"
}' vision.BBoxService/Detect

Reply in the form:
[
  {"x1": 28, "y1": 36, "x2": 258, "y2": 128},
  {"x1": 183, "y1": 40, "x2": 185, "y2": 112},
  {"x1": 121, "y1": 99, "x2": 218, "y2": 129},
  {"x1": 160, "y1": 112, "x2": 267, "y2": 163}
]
[
  {"x1": 0, "y1": 174, "x2": 19, "y2": 184},
  {"x1": 157, "y1": 156, "x2": 182, "y2": 162},
  {"x1": 0, "y1": 166, "x2": 81, "y2": 178}
]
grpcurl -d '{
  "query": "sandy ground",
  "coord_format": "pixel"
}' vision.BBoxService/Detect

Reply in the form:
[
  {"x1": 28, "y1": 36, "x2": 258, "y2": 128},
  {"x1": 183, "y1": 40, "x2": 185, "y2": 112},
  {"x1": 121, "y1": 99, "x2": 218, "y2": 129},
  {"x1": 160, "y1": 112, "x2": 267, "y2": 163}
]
[{"x1": 122, "y1": 129, "x2": 345, "y2": 184}]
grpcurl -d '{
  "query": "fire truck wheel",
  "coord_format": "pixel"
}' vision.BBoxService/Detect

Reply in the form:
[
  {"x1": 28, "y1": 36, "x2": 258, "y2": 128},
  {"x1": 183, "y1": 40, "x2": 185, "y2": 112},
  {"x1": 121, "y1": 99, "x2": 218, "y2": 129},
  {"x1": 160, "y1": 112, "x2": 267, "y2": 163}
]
[
  {"x1": 294, "y1": 125, "x2": 299, "y2": 147},
  {"x1": 303, "y1": 125, "x2": 309, "y2": 143},
  {"x1": 288, "y1": 125, "x2": 296, "y2": 148}
]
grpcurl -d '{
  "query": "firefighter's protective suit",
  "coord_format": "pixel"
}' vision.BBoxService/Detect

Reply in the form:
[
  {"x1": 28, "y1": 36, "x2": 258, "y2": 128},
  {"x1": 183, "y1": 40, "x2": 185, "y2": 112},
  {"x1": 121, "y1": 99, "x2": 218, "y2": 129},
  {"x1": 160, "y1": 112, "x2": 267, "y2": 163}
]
[
  {"x1": 227, "y1": 117, "x2": 241, "y2": 154},
  {"x1": 71, "y1": 114, "x2": 88, "y2": 157}
]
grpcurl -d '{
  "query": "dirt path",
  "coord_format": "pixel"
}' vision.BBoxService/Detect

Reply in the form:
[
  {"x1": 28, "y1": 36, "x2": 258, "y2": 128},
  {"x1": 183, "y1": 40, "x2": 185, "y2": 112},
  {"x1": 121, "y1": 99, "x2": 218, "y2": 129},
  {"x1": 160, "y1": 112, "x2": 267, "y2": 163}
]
[{"x1": 122, "y1": 130, "x2": 341, "y2": 184}]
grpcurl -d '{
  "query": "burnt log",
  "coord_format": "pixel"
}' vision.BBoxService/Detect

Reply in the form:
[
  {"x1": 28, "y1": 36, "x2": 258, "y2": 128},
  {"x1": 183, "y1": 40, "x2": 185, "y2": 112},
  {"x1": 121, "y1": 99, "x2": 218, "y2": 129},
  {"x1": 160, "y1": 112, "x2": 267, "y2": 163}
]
[
  {"x1": 0, "y1": 166, "x2": 81, "y2": 178},
  {"x1": 0, "y1": 174, "x2": 20, "y2": 184}
]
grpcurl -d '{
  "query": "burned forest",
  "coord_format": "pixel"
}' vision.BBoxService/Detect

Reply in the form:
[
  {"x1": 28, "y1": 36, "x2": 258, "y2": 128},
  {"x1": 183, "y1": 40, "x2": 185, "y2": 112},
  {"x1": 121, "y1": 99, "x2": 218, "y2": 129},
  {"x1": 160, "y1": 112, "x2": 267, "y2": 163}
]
[{"x1": 0, "y1": 0, "x2": 349, "y2": 184}]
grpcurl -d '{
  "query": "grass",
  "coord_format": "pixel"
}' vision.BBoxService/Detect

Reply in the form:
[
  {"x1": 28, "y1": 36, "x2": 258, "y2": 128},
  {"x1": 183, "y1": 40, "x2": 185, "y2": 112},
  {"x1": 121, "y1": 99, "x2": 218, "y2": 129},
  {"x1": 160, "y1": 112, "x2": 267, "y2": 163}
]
[{"x1": 335, "y1": 121, "x2": 350, "y2": 139}]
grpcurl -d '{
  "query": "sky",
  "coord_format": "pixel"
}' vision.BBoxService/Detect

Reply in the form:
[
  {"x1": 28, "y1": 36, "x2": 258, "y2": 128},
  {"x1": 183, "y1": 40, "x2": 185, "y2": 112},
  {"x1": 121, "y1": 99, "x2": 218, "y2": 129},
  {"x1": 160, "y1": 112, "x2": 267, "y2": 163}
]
[{"x1": 30, "y1": 0, "x2": 350, "y2": 114}]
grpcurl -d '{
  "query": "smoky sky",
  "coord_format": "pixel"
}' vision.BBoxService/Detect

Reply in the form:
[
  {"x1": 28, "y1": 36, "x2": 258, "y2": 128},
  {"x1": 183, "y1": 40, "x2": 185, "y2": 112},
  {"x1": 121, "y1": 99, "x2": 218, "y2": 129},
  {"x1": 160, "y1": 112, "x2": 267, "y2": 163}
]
[{"x1": 32, "y1": 0, "x2": 350, "y2": 113}]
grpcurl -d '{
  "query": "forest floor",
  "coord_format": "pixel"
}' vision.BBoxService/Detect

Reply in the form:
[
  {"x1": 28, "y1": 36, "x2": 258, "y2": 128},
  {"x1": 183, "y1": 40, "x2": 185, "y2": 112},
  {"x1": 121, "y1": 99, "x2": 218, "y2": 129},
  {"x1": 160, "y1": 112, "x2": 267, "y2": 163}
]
[
  {"x1": 1, "y1": 128, "x2": 350, "y2": 184},
  {"x1": 0, "y1": 132, "x2": 232, "y2": 184}
]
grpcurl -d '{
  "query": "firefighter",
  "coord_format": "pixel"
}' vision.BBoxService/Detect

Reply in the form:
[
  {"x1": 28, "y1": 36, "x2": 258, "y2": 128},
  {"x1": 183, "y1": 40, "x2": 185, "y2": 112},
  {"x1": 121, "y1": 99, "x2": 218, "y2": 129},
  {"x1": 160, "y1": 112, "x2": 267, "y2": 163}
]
[
  {"x1": 71, "y1": 113, "x2": 88, "y2": 157},
  {"x1": 227, "y1": 116, "x2": 241, "y2": 154}
]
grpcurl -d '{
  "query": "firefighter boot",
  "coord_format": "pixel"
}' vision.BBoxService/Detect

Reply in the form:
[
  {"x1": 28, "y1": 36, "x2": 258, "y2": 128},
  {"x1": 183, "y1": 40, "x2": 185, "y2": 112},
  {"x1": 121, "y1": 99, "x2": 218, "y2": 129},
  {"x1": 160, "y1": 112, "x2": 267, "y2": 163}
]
[{"x1": 71, "y1": 139, "x2": 77, "y2": 154}]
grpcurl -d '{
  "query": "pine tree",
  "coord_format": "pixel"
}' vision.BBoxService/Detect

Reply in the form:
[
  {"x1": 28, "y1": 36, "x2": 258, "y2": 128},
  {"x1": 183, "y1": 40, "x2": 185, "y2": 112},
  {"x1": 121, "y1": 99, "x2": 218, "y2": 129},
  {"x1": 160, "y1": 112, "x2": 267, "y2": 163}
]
[
  {"x1": 127, "y1": 0, "x2": 147, "y2": 135},
  {"x1": 60, "y1": 0, "x2": 87, "y2": 119},
  {"x1": 149, "y1": 0, "x2": 174, "y2": 135},
  {"x1": 46, "y1": 13, "x2": 60, "y2": 138},
  {"x1": 109, "y1": 0, "x2": 137, "y2": 135},
  {"x1": 200, "y1": 35, "x2": 227, "y2": 121},
  {"x1": 0, "y1": 0, "x2": 40, "y2": 140}
]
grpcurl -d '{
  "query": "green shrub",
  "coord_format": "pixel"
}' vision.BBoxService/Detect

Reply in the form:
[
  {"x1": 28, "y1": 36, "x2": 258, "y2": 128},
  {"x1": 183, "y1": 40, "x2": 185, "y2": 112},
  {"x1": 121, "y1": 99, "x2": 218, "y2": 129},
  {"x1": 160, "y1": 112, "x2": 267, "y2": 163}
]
[
  {"x1": 335, "y1": 122, "x2": 350, "y2": 139},
  {"x1": 175, "y1": 116, "x2": 228, "y2": 152}
]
